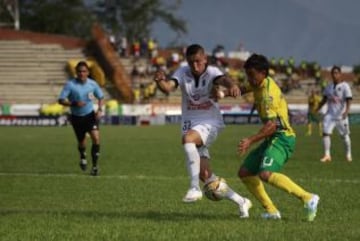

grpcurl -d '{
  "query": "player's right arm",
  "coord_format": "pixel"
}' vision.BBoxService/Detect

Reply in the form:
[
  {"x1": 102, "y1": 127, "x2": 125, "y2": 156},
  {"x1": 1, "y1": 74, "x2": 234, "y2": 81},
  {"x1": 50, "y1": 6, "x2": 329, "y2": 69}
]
[
  {"x1": 58, "y1": 82, "x2": 86, "y2": 107},
  {"x1": 153, "y1": 70, "x2": 177, "y2": 95}
]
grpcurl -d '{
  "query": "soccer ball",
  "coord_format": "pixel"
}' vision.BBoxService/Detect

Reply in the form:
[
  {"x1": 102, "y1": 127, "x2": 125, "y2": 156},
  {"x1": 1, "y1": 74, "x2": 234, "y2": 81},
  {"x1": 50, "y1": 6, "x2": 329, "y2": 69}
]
[{"x1": 203, "y1": 177, "x2": 228, "y2": 201}]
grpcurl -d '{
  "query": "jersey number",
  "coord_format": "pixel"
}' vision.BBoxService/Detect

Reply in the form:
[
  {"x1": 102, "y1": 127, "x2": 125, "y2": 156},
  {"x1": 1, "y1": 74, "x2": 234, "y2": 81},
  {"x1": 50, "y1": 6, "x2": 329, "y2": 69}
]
[
  {"x1": 182, "y1": 120, "x2": 191, "y2": 131},
  {"x1": 261, "y1": 156, "x2": 274, "y2": 168}
]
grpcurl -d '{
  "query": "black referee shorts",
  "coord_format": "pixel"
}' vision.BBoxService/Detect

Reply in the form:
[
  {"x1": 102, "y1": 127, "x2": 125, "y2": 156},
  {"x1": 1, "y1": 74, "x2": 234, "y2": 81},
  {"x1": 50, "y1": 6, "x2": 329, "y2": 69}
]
[{"x1": 70, "y1": 112, "x2": 99, "y2": 142}]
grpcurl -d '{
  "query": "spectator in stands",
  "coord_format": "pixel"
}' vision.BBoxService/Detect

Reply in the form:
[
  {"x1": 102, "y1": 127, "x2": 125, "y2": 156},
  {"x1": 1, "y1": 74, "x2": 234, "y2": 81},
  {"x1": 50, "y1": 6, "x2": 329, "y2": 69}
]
[
  {"x1": 108, "y1": 33, "x2": 117, "y2": 51},
  {"x1": 132, "y1": 40, "x2": 140, "y2": 57},
  {"x1": 147, "y1": 38, "x2": 155, "y2": 59},
  {"x1": 153, "y1": 44, "x2": 252, "y2": 217},
  {"x1": 120, "y1": 36, "x2": 128, "y2": 57},
  {"x1": 316, "y1": 65, "x2": 353, "y2": 163},
  {"x1": 58, "y1": 61, "x2": 104, "y2": 176},
  {"x1": 140, "y1": 37, "x2": 148, "y2": 57}
]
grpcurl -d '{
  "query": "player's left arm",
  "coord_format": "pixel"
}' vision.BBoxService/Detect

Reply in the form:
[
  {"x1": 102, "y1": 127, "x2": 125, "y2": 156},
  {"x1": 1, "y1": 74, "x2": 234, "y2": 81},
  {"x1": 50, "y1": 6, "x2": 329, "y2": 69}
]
[
  {"x1": 342, "y1": 83, "x2": 353, "y2": 119},
  {"x1": 94, "y1": 83, "x2": 105, "y2": 119},
  {"x1": 343, "y1": 98, "x2": 352, "y2": 119},
  {"x1": 213, "y1": 75, "x2": 240, "y2": 98}
]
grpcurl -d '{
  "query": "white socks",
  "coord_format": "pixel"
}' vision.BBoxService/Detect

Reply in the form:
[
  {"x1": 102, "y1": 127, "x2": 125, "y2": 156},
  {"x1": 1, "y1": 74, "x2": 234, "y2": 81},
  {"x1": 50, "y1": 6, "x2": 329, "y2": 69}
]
[
  {"x1": 205, "y1": 173, "x2": 246, "y2": 205},
  {"x1": 323, "y1": 135, "x2": 331, "y2": 156},
  {"x1": 343, "y1": 134, "x2": 352, "y2": 157},
  {"x1": 184, "y1": 143, "x2": 200, "y2": 190},
  {"x1": 323, "y1": 134, "x2": 352, "y2": 157},
  {"x1": 222, "y1": 183, "x2": 246, "y2": 205}
]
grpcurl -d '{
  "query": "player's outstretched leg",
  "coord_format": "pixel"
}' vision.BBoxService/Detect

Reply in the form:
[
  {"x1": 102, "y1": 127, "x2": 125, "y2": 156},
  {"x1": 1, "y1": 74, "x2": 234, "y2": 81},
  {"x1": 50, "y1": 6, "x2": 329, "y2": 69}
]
[{"x1": 204, "y1": 175, "x2": 252, "y2": 218}]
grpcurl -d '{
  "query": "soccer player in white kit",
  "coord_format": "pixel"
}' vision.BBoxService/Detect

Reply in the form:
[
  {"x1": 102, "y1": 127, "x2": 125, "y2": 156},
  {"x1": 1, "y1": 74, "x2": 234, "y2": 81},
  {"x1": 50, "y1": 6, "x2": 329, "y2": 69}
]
[
  {"x1": 316, "y1": 65, "x2": 353, "y2": 162},
  {"x1": 153, "y1": 44, "x2": 252, "y2": 218}
]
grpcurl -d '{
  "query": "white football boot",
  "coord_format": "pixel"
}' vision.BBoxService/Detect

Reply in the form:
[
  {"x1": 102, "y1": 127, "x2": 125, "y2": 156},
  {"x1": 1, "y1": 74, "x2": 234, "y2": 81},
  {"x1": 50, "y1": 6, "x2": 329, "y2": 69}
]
[
  {"x1": 304, "y1": 194, "x2": 320, "y2": 222},
  {"x1": 239, "y1": 198, "x2": 252, "y2": 218},
  {"x1": 182, "y1": 187, "x2": 203, "y2": 203},
  {"x1": 261, "y1": 211, "x2": 281, "y2": 220},
  {"x1": 320, "y1": 155, "x2": 331, "y2": 163},
  {"x1": 346, "y1": 154, "x2": 352, "y2": 162}
]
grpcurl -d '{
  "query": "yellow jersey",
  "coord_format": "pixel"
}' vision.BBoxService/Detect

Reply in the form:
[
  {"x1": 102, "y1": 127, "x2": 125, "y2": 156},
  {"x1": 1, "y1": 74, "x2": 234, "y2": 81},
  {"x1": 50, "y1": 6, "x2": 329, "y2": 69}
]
[
  {"x1": 245, "y1": 77, "x2": 295, "y2": 137},
  {"x1": 308, "y1": 94, "x2": 321, "y2": 114}
]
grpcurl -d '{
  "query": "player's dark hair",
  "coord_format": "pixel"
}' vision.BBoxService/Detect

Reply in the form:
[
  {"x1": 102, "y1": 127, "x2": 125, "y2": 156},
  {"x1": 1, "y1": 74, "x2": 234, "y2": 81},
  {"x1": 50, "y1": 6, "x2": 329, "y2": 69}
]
[
  {"x1": 244, "y1": 53, "x2": 269, "y2": 76},
  {"x1": 185, "y1": 44, "x2": 205, "y2": 57},
  {"x1": 76, "y1": 61, "x2": 90, "y2": 71},
  {"x1": 331, "y1": 65, "x2": 341, "y2": 73}
]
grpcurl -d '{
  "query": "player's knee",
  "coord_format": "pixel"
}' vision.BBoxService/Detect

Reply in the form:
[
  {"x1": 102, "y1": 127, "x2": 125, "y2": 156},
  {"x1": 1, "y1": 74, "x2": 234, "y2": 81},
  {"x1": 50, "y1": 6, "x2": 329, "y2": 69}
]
[
  {"x1": 258, "y1": 171, "x2": 272, "y2": 182},
  {"x1": 182, "y1": 131, "x2": 202, "y2": 146}
]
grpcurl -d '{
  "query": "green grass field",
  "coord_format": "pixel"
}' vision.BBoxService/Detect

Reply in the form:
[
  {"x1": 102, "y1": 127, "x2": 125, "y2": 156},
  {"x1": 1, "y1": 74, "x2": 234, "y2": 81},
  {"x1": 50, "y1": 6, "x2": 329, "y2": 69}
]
[{"x1": 0, "y1": 124, "x2": 359, "y2": 241}]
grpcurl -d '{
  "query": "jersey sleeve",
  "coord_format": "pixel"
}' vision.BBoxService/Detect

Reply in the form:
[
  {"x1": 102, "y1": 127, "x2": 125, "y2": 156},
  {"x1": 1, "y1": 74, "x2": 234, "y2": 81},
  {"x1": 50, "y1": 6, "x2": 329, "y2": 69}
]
[
  {"x1": 58, "y1": 81, "x2": 72, "y2": 100},
  {"x1": 344, "y1": 82, "x2": 353, "y2": 99},
  {"x1": 93, "y1": 81, "x2": 104, "y2": 99},
  {"x1": 208, "y1": 66, "x2": 225, "y2": 80},
  {"x1": 171, "y1": 66, "x2": 186, "y2": 86}
]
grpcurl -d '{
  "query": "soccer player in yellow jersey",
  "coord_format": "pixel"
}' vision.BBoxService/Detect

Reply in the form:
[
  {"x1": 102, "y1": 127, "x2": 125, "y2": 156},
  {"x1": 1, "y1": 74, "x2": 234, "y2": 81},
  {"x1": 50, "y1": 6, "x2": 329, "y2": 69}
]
[
  {"x1": 306, "y1": 89, "x2": 322, "y2": 136},
  {"x1": 235, "y1": 54, "x2": 319, "y2": 221}
]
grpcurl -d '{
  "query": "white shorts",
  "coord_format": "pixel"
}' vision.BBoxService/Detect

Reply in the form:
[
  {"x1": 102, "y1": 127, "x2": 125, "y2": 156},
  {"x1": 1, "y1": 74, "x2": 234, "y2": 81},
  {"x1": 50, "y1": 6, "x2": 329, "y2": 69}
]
[
  {"x1": 322, "y1": 114, "x2": 350, "y2": 136},
  {"x1": 182, "y1": 122, "x2": 223, "y2": 159}
]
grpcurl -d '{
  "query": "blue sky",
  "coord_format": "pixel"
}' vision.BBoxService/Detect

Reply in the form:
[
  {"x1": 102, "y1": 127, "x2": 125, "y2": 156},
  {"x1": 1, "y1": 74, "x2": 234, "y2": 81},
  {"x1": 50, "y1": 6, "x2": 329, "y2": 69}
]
[{"x1": 152, "y1": 0, "x2": 360, "y2": 67}]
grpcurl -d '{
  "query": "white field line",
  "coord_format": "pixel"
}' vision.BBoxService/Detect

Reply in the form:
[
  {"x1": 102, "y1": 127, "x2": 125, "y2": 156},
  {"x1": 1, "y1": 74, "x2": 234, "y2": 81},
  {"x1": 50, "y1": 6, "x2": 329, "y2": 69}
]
[{"x1": 0, "y1": 172, "x2": 359, "y2": 184}]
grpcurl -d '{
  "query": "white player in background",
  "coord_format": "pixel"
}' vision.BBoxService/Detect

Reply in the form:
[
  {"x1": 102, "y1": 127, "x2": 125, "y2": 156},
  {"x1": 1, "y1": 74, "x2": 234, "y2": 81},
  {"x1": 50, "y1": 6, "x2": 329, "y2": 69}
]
[
  {"x1": 153, "y1": 44, "x2": 252, "y2": 218},
  {"x1": 316, "y1": 65, "x2": 353, "y2": 162}
]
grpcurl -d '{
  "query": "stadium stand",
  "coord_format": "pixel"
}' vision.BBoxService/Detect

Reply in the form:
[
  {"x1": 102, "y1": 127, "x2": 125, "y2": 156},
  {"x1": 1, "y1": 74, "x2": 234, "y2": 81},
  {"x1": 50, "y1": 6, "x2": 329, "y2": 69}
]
[
  {"x1": 0, "y1": 39, "x2": 84, "y2": 104},
  {"x1": 0, "y1": 27, "x2": 358, "y2": 106},
  {"x1": 0, "y1": 29, "x2": 111, "y2": 104}
]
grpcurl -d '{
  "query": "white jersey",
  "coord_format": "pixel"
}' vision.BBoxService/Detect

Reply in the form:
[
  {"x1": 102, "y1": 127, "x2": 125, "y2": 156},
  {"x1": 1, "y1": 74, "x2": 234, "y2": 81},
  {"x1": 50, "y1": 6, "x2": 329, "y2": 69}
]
[
  {"x1": 322, "y1": 81, "x2": 352, "y2": 119},
  {"x1": 171, "y1": 65, "x2": 225, "y2": 128}
]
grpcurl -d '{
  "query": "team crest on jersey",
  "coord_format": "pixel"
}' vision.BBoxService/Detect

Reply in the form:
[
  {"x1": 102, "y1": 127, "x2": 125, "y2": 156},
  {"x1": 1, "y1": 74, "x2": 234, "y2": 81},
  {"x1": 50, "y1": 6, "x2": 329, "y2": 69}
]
[{"x1": 88, "y1": 92, "x2": 95, "y2": 100}]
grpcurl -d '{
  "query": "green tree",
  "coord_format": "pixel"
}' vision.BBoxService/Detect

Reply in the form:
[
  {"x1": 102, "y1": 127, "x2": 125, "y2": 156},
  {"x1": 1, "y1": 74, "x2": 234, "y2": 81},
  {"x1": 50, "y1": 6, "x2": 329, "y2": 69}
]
[
  {"x1": 92, "y1": 0, "x2": 187, "y2": 42},
  {"x1": 0, "y1": 1, "x2": 15, "y2": 26},
  {"x1": 20, "y1": 0, "x2": 95, "y2": 38},
  {"x1": 353, "y1": 64, "x2": 360, "y2": 75}
]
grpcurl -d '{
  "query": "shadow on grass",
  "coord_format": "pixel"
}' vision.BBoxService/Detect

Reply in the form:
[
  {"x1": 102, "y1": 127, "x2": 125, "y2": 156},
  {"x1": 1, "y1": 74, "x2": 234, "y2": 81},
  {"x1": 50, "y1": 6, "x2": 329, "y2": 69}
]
[{"x1": 0, "y1": 209, "x2": 241, "y2": 222}]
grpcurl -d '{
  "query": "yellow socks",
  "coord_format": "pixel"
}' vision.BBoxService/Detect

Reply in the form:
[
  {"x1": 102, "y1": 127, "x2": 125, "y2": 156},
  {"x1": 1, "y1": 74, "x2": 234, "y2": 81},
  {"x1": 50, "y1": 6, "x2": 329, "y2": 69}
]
[
  {"x1": 241, "y1": 176, "x2": 278, "y2": 213},
  {"x1": 306, "y1": 123, "x2": 312, "y2": 136},
  {"x1": 268, "y1": 173, "x2": 312, "y2": 202}
]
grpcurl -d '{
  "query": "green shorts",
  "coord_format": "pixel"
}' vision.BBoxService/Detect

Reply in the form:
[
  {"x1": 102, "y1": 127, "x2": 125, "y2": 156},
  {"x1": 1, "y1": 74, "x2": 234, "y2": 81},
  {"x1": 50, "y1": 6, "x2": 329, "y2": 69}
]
[
  {"x1": 241, "y1": 132, "x2": 295, "y2": 174},
  {"x1": 307, "y1": 112, "x2": 320, "y2": 123}
]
